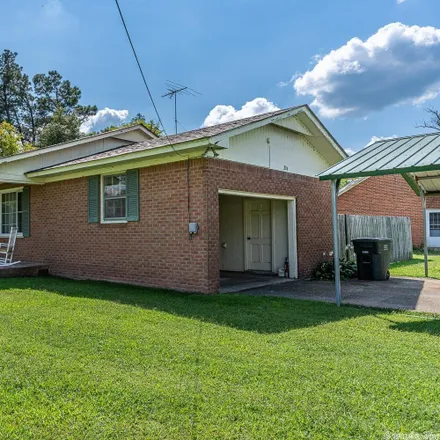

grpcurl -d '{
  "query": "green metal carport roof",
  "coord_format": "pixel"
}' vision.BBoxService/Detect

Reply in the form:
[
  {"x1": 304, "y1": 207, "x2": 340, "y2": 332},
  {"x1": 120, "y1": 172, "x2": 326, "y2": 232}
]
[
  {"x1": 319, "y1": 132, "x2": 440, "y2": 196},
  {"x1": 318, "y1": 132, "x2": 440, "y2": 306}
]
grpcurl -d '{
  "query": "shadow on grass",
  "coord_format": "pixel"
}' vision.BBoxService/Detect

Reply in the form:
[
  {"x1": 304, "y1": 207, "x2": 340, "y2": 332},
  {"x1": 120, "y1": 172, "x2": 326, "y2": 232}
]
[
  {"x1": 0, "y1": 276, "x2": 391, "y2": 334},
  {"x1": 390, "y1": 319, "x2": 440, "y2": 336}
]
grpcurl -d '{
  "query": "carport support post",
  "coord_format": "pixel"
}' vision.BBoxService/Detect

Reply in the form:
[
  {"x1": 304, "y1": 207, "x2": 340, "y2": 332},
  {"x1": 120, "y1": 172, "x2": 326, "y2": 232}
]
[
  {"x1": 420, "y1": 190, "x2": 429, "y2": 277},
  {"x1": 331, "y1": 179, "x2": 342, "y2": 307}
]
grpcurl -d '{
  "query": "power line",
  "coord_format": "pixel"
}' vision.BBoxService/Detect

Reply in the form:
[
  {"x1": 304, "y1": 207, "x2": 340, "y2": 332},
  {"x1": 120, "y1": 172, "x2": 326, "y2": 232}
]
[{"x1": 113, "y1": 0, "x2": 187, "y2": 158}]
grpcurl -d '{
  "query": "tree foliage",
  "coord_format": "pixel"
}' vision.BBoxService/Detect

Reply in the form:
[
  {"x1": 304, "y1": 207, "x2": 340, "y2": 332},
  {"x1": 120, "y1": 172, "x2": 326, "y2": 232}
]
[
  {"x1": 92, "y1": 113, "x2": 161, "y2": 137},
  {"x1": 38, "y1": 107, "x2": 82, "y2": 147},
  {"x1": 0, "y1": 50, "x2": 97, "y2": 147},
  {"x1": 130, "y1": 113, "x2": 161, "y2": 136},
  {"x1": 0, "y1": 121, "x2": 23, "y2": 157},
  {"x1": 0, "y1": 49, "x2": 161, "y2": 151}
]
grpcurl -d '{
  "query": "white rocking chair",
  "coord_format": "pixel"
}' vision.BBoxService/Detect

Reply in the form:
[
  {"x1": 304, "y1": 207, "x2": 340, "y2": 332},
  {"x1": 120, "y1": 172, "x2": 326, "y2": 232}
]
[{"x1": 0, "y1": 227, "x2": 20, "y2": 266}]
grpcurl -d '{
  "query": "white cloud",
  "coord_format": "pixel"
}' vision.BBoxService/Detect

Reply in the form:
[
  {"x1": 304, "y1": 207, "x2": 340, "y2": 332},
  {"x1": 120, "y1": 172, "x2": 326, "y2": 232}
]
[
  {"x1": 203, "y1": 98, "x2": 280, "y2": 127},
  {"x1": 293, "y1": 23, "x2": 440, "y2": 118},
  {"x1": 397, "y1": 0, "x2": 407, "y2": 3},
  {"x1": 345, "y1": 147, "x2": 356, "y2": 155},
  {"x1": 277, "y1": 74, "x2": 300, "y2": 88},
  {"x1": 366, "y1": 135, "x2": 398, "y2": 146},
  {"x1": 81, "y1": 108, "x2": 129, "y2": 134}
]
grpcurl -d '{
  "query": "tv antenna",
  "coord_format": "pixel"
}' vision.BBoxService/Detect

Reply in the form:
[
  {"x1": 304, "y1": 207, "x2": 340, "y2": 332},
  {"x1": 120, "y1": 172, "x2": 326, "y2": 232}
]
[{"x1": 162, "y1": 80, "x2": 201, "y2": 134}]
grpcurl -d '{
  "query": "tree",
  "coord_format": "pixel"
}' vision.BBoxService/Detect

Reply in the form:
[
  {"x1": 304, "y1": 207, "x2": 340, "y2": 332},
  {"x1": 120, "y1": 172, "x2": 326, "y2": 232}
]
[
  {"x1": 33, "y1": 70, "x2": 97, "y2": 127},
  {"x1": 417, "y1": 108, "x2": 440, "y2": 132},
  {"x1": 0, "y1": 50, "x2": 26, "y2": 133},
  {"x1": 0, "y1": 121, "x2": 22, "y2": 156},
  {"x1": 38, "y1": 107, "x2": 82, "y2": 147},
  {"x1": 92, "y1": 114, "x2": 162, "y2": 137},
  {"x1": 0, "y1": 50, "x2": 97, "y2": 146},
  {"x1": 129, "y1": 113, "x2": 161, "y2": 136}
]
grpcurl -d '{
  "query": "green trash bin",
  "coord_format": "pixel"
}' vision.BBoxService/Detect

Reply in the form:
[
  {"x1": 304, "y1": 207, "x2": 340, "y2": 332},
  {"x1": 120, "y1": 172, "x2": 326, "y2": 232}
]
[{"x1": 352, "y1": 238, "x2": 392, "y2": 281}]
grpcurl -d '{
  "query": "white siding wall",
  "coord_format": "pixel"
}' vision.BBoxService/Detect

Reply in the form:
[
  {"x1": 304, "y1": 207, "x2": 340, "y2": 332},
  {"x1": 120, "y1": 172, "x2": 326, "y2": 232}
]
[{"x1": 218, "y1": 124, "x2": 330, "y2": 177}]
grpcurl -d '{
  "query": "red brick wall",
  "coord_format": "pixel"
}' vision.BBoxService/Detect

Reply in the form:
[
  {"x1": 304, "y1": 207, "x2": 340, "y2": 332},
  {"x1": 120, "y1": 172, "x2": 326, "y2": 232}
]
[
  {"x1": 338, "y1": 174, "x2": 440, "y2": 247},
  {"x1": 1, "y1": 161, "x2": 211, "y2": 292},
  {"x1": 205, "y1": 160, "x2": 334, "y2": 292},
  {"x1": 1, "y1": 158, "x2": 334, "y2": 293}
]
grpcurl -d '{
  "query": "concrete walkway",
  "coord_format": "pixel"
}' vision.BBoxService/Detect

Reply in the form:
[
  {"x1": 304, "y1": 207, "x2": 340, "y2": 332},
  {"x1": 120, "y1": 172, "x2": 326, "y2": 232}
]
[{"x1": 243, "y1": 277, "x2": 440, "y2": 314}]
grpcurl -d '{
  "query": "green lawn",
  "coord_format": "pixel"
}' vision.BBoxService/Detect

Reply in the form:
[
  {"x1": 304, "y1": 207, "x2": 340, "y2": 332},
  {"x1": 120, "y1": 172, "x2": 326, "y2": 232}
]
[
  {"x1": 390, "y1": 251, "x2": 440, "y2": 279},
  {"x1": 1, "y1": 277, "x2": 440, "y2": 439}
]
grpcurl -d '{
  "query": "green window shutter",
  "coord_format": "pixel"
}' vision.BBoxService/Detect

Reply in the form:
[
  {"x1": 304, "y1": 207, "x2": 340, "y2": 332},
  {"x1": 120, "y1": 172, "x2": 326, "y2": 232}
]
[
  {"x1": 88, "y1": 176, "x2": 100, "y2": 223},
  {"x1": 22, "y1": 187, "x2": 30, "y2": 237},
  {"x1": 126, "y1": 169, "x2": 139, "y2": 222}
]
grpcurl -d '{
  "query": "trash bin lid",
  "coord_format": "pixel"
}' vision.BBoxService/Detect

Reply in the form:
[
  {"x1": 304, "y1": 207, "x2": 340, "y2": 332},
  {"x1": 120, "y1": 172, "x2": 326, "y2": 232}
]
[{"x1": 352, "y1": 237, "x2": 392, "y2": 243}]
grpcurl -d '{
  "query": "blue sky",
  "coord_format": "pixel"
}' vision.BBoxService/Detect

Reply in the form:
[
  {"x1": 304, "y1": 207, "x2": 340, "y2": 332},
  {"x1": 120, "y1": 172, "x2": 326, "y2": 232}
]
[{"x1": 2, "y1": 0, "x2": 440, "y2": 152}]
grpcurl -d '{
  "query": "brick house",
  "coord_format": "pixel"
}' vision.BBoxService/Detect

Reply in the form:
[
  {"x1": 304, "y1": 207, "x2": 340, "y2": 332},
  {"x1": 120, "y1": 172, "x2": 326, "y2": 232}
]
[
  {"x1": 0, "y1": 105, "x2": 346, "y2": 293},
  {"x1": 338, "y1": 174, "x2": 440, "y2": 248}
]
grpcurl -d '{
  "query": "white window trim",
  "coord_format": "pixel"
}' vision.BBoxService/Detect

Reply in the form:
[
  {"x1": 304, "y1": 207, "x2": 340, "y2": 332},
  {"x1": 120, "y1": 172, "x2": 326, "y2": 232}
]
[
  {"x1": 0, "y1": 187, "x2": 24, "y2": 238},
  {"x1": 427, "y1": 209, "x2": 440, "y2": 238},
  {"x1": 100, "y1": 173, "x2": 128, "y2": 224}
]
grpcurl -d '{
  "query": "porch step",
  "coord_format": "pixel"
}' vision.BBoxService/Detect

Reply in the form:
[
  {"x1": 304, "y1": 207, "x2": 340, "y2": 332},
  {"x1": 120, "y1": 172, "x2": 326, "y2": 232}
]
[{"x1": 0, "y1": 262, "x2": 49, "y2": 278}]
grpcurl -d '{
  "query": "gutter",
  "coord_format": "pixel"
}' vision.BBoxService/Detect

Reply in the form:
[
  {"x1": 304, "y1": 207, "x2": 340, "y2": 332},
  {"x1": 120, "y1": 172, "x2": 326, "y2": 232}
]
[{"x1": 26, "y1": 138, "x2": 226, "y2": 179}]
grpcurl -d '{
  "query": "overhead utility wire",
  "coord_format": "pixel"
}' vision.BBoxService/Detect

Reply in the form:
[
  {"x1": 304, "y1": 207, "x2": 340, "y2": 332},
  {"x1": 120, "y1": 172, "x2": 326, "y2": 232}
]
[
  {"x1": 113, "y1": 5, "x2": 204, "y2": 414},
  {"x1": 113, "y1": 0, "x2": 187, "y2": 158}
]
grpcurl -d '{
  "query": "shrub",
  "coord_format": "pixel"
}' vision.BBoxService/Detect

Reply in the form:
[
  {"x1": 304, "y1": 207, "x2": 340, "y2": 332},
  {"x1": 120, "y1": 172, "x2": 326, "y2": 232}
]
[{"x1": 312, "y1": 259, "x2": 357, "y2": 281}]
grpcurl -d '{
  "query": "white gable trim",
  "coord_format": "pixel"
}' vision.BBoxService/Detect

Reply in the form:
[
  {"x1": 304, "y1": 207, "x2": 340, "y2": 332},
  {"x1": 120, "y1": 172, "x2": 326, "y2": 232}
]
[
  {"x1": 209, "y1": 107, "x2": 307, "y2": 144},
  {"x1": 272, "y1": 117, "x2": 312, "y2": 136},
  {"x1": 209, "y1": 105, "x2": 347, "y2": 162},
  {"x1": 300, "y1": 106, "x2": 347, "y2": 159}
]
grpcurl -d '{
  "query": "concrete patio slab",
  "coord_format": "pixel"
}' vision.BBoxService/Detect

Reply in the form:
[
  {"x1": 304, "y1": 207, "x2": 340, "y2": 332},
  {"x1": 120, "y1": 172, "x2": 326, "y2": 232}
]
[
  {"x1": 220, "y1": 271, "x2": 293, "y2": 294},
  {"x1": 242, "y1": 276, "x2": 440, "y2": 314}
]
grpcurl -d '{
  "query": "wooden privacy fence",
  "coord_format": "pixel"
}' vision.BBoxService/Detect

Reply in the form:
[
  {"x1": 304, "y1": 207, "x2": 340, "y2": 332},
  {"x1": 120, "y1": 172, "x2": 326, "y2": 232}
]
[{"x1": 338, "y1": 214, "x2": 413, "y2": 263}]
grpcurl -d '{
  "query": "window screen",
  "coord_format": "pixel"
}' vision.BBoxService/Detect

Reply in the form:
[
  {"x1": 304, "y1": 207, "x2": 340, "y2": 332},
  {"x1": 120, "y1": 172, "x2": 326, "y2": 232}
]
[
  {"x1": 103, "y1": 174, "x2": 127, "y2": 221},
  {"x1": 1, "y1": 191, "x2": 23, "y2": 234}
]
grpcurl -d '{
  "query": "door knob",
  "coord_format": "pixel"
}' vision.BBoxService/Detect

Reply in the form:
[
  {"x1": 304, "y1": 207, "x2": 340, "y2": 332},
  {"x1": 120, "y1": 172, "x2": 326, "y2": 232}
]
[{"x1": 247, "y1": 237, "x2": 251, "y2": 240}]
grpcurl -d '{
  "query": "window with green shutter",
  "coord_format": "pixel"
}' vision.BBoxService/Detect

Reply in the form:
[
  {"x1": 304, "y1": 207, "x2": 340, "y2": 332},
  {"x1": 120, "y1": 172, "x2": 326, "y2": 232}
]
[
  {"x1": 21, "y1": 187, "x2": 30, "y2": 237},
  {"x1": 126, "y1": 169, "x2": 139, "y2": 222},
  {"x1": 88, "y1": 176, "x2": 100, "y2": 223},
  {"x1": 98, "y1": 170, "x2": 139, "y2": 223}
]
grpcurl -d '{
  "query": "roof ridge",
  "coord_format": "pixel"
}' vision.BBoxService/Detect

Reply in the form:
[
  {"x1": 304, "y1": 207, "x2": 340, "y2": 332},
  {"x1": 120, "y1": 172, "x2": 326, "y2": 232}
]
[
  {"x1": 39, "y1": 123, "x2": 154, "y2": 150},
  {"x1": 162, "y1": 105, "x2": 301, "y2": 139},
  {"x1": 370, "y1": 131, "x2": 440, "y2": 146}
]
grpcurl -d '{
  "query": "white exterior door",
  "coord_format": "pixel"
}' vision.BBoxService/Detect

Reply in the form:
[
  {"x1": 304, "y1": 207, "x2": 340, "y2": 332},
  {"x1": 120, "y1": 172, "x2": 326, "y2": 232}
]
[
  {"x1": 427, "y1": 210, "x2": 440, "y2": 248},
  {"x1": 245, "y1": 199, "x2": 272, "y2": 271}
]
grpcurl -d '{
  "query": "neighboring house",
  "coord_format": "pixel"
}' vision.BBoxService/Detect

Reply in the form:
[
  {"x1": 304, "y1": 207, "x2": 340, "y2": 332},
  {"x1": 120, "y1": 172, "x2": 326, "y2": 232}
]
[
  {"x1": 338, "y1": 174, "x2": 440, "y2": 248},
  {"x1": 0, "y1": 105, "x2": 346, "y2": 293}
]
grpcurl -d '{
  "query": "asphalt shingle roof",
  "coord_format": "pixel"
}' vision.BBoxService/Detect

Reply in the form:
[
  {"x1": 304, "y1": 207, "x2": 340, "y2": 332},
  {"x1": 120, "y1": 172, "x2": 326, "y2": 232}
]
[{"x1": 29, "y1": 106, "x2": 302, "y2": 172}]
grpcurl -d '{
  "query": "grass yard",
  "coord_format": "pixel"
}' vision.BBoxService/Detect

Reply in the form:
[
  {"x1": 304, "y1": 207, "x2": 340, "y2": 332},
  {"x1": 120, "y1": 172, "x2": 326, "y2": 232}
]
[
  {"x1": 390, "y1": 250, "x2": 440, "y2": 279},
  {"x1": 0, "y1": 277, "x2": 440, "y2": 439}
]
